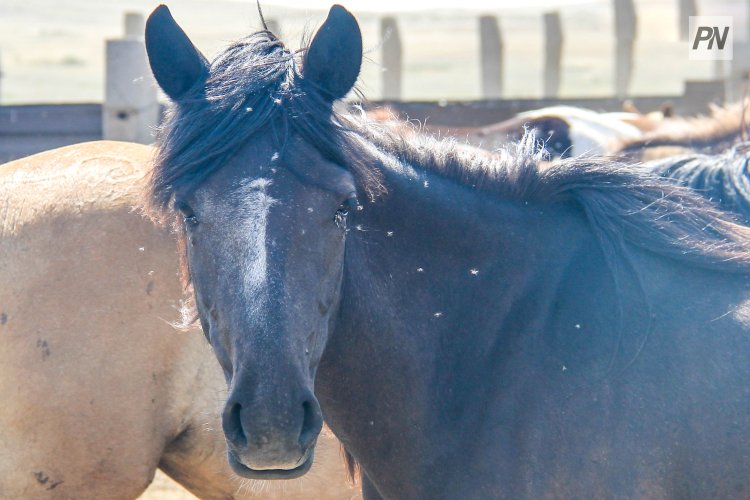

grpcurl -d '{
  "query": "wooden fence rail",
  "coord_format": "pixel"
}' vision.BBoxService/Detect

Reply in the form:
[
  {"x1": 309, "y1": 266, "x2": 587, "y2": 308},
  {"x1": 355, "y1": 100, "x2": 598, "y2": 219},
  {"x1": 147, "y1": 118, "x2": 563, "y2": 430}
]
[
  {"x1": 0, "y1": 80, "x2": 725, "y2": 164},
  {"x1": 0, "y1": 104, "x2": 101, "y2": 163}
]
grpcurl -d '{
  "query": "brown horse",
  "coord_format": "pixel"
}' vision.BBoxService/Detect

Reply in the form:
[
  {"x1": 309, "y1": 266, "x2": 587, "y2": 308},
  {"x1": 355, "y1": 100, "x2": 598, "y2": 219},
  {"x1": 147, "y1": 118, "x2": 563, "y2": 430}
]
[
  {"x1": 613, "y1": 103, "x2": 749, "y2": 160},
  {"x1": 0, "y1": 141, "x2": 358, "y2": 499}
]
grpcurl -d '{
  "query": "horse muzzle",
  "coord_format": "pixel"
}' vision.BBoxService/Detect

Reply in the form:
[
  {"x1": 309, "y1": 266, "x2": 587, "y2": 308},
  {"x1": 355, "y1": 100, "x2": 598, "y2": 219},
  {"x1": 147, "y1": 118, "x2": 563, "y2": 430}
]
[
  {"x1": 227, "y1": 443, "x2": 316, "y2": 479},
  {"x1": 221, "y1": 389, "x2": 323, "y2": 479}
]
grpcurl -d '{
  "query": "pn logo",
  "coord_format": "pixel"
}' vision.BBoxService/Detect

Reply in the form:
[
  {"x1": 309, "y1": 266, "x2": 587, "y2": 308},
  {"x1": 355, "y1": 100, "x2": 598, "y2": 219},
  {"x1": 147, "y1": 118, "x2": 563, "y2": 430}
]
[{"x1": 689, "y1": 16, "x2": 733, "y2": 60}]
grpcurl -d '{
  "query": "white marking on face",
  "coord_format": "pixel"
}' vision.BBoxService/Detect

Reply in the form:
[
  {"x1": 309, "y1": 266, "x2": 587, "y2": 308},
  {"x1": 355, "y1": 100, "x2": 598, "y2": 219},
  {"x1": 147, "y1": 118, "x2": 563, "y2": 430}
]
[
  {"x1": 234, "y1": 178, "x2": 277, "y2": 323},
  {"x1": 197, "y1": 178, "x2": 278, "y2": 325}
]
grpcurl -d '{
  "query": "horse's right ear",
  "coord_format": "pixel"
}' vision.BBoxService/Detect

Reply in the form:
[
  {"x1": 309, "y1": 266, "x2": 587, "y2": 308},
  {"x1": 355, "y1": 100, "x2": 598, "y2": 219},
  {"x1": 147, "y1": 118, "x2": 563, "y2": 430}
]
[
  {"x1": 145, "y1": 5, "x2": 208, "y2": 101},
  {"x1": 303, "y1": 5, "x2": 362, "y2": 101}
]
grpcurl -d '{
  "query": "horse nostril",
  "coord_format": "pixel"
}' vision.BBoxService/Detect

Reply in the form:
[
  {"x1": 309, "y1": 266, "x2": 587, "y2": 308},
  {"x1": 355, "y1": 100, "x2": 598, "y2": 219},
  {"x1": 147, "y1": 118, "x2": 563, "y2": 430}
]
[
  {"x1": 299, "y1": 399, "x2": 323, "y2": 450},
  {"x1": 224, "y1": 402, "x2": 248, "y2": 448}
]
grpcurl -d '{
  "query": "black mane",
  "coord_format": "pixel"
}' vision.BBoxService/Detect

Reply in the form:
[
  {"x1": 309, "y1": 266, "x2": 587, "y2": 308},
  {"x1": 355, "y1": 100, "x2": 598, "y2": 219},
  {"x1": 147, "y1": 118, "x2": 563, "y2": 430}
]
[{"x1": 356, "y1": 120, "x2": 750, "y2": 273}]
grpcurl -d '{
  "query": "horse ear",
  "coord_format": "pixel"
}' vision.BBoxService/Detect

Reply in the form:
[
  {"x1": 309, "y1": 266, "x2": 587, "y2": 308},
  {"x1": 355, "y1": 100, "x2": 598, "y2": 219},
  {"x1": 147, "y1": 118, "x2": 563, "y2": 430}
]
[
  {"x1": 145, "y1": 5, "x2": 208, "y2": 101},
  {"x1": 303, "y1": 5, "x2": 362, "y2": 101}
]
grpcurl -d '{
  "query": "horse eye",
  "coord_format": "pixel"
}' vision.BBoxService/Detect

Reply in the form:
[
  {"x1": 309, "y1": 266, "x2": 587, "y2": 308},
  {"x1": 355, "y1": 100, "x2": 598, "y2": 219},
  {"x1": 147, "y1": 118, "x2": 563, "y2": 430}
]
[
  {"x1": 334, "y1": 196, "x2": 358, "y2": 229},
  {"x1": 175, "y1": 202, "x2": 199, "y2": 227},
  {"x1": 184, "y1": 214, "x2": 199, "y2": 226}
]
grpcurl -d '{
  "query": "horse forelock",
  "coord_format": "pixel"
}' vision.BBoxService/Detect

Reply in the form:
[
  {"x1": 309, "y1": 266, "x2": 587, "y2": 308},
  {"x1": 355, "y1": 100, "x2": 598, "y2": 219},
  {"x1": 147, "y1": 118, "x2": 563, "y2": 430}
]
[{"x1": 144, "y1": 29, "x2": 383, "y2": 224}]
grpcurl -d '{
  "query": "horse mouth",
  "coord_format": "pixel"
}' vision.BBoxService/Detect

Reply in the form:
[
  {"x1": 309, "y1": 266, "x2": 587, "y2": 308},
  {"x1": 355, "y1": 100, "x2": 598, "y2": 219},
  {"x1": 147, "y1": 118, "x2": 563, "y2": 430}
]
[{"x1": 227, "y1": 447, "x2": 314, "y2": 480}]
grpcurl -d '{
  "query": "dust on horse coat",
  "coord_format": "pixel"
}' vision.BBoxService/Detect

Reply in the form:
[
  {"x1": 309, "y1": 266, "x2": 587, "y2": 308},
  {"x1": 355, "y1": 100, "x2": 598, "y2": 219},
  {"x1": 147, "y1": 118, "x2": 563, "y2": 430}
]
[
  {"x1": 144, "y1": 4, "x2": 750, "y2": 499},
  {"x1": 0, "y1": 141, "x2": 357, "y2": 499}
]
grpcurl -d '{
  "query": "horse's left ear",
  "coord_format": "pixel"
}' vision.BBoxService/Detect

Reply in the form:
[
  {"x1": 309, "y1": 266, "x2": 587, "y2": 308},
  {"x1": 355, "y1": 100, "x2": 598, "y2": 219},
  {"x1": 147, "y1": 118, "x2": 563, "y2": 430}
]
[{"x1": 303, "y1": 5, "x2": 362, "y2": 101}]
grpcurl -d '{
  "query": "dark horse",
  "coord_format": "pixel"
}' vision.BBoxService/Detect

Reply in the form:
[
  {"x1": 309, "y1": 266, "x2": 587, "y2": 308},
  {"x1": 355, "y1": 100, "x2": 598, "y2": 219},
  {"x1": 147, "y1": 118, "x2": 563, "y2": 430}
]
[{"x1": 145, "y1": 4, "x2": 750, "y2": 498}]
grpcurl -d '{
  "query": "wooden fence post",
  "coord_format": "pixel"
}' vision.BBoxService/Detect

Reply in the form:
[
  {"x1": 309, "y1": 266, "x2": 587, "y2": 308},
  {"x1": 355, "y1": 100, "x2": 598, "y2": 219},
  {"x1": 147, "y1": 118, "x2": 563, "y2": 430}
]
[
  {"x1": 381, "y1": 17, "x2": 402, "y2": 100},
  {"x1": 678, "y1": 0, "x2": 697, "y2": 41},
  {"x1": 123, "y1": 12, "x2": 143, "y2": 38},
  {"x1": 729, "y1": 42, "x2": 750, "y2": 102},
  {"x1": 544, "y1": 12, "x2": 563, "y2": 98},
  {"x1": 103, "y1": 12, "x2": 159, "y2": 144},
  {"x1": 613, "y1": 0, "x2": 637, "y2": 99},
  {"x1": 479, "y1": 15, "x2": 503, "y2": 99}
]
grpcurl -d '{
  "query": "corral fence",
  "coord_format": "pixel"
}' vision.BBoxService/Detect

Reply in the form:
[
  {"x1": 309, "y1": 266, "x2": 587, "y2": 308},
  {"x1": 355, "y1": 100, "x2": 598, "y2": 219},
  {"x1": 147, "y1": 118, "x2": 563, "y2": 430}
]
[{"x1": 0, "y1": 2, "x2": 744, "y2": 163}]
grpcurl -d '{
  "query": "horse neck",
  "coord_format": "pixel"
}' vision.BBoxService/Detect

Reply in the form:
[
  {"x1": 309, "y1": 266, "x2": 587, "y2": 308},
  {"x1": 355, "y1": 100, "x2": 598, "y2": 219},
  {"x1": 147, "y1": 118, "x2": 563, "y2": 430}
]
[{"x1": 317, "y1": 147, "x2": 613, "y2": 494}]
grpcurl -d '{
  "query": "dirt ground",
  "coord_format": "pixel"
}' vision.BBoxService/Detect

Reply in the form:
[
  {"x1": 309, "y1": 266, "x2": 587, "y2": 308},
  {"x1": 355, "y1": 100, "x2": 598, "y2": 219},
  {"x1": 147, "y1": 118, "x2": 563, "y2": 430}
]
[{"x1": 139, "y1": 471, "x2": 198, "y2": 500}]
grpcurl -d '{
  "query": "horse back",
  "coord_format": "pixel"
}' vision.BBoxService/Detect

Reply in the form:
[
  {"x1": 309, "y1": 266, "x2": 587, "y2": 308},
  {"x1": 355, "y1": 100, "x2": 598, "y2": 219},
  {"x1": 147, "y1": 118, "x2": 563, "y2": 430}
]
[{"x1": 0, "y1": 142, "x2": 202, "y2": 497}]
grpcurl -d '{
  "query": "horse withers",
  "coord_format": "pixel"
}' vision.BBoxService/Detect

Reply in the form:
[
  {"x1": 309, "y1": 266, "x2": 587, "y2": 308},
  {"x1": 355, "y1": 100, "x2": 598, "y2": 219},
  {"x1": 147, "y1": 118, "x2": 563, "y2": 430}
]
[
  {"x1": 0, "y1": 141, "x2": 357, "y2": 499},
  {"x1": 146, "y1": 4, "x2": 750, "y2": 499}
]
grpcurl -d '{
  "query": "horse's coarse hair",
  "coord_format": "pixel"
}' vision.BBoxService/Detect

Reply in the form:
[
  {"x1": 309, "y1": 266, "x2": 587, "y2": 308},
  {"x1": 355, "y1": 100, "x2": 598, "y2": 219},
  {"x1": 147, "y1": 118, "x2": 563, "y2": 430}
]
[
  {"x1": 359, "y1": 124, "x2": 750, "y2": 272},
  {"x1": 146, "y1": 29, "x2": 750, "y2": 290},
  {"x1": 646, "y1": 143, "x2": 750, "y2": 223}
]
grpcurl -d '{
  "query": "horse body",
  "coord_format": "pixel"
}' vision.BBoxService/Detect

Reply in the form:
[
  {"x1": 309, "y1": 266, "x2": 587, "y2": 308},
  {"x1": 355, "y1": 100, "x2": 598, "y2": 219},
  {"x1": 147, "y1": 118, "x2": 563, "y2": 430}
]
[
  {"x1": 318, "y1": 144, "x2": 750, "y2": 498},
  {"x1": 0, "y1": 142, "x2": 356, "y2": 499},
  {"x1": 370, "y1": 105, "x2": 645, "y2": 158},
  {"x1": 144, "y1": 4, "x2": 750, "y2": 498},
  {"x1": 614, "y1": 103, "x2": 747, "y2": 160}
]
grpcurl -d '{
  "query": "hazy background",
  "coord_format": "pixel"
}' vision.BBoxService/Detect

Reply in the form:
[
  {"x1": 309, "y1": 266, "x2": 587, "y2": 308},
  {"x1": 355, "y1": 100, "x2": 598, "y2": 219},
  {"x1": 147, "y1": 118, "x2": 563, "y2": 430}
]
[
  {"x1": 0, "y1": 0, "x2": 746, "y2": 104},
  {"x1": 2, "y1": 1, "x2": 747, "y2": 498}
]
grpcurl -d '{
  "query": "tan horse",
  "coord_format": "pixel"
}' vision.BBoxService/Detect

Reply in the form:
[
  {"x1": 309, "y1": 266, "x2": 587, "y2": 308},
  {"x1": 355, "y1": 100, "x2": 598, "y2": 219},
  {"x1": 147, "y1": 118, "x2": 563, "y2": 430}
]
[{"x1": 0, "y1": 141, "x2": 358, "y2": 499}]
